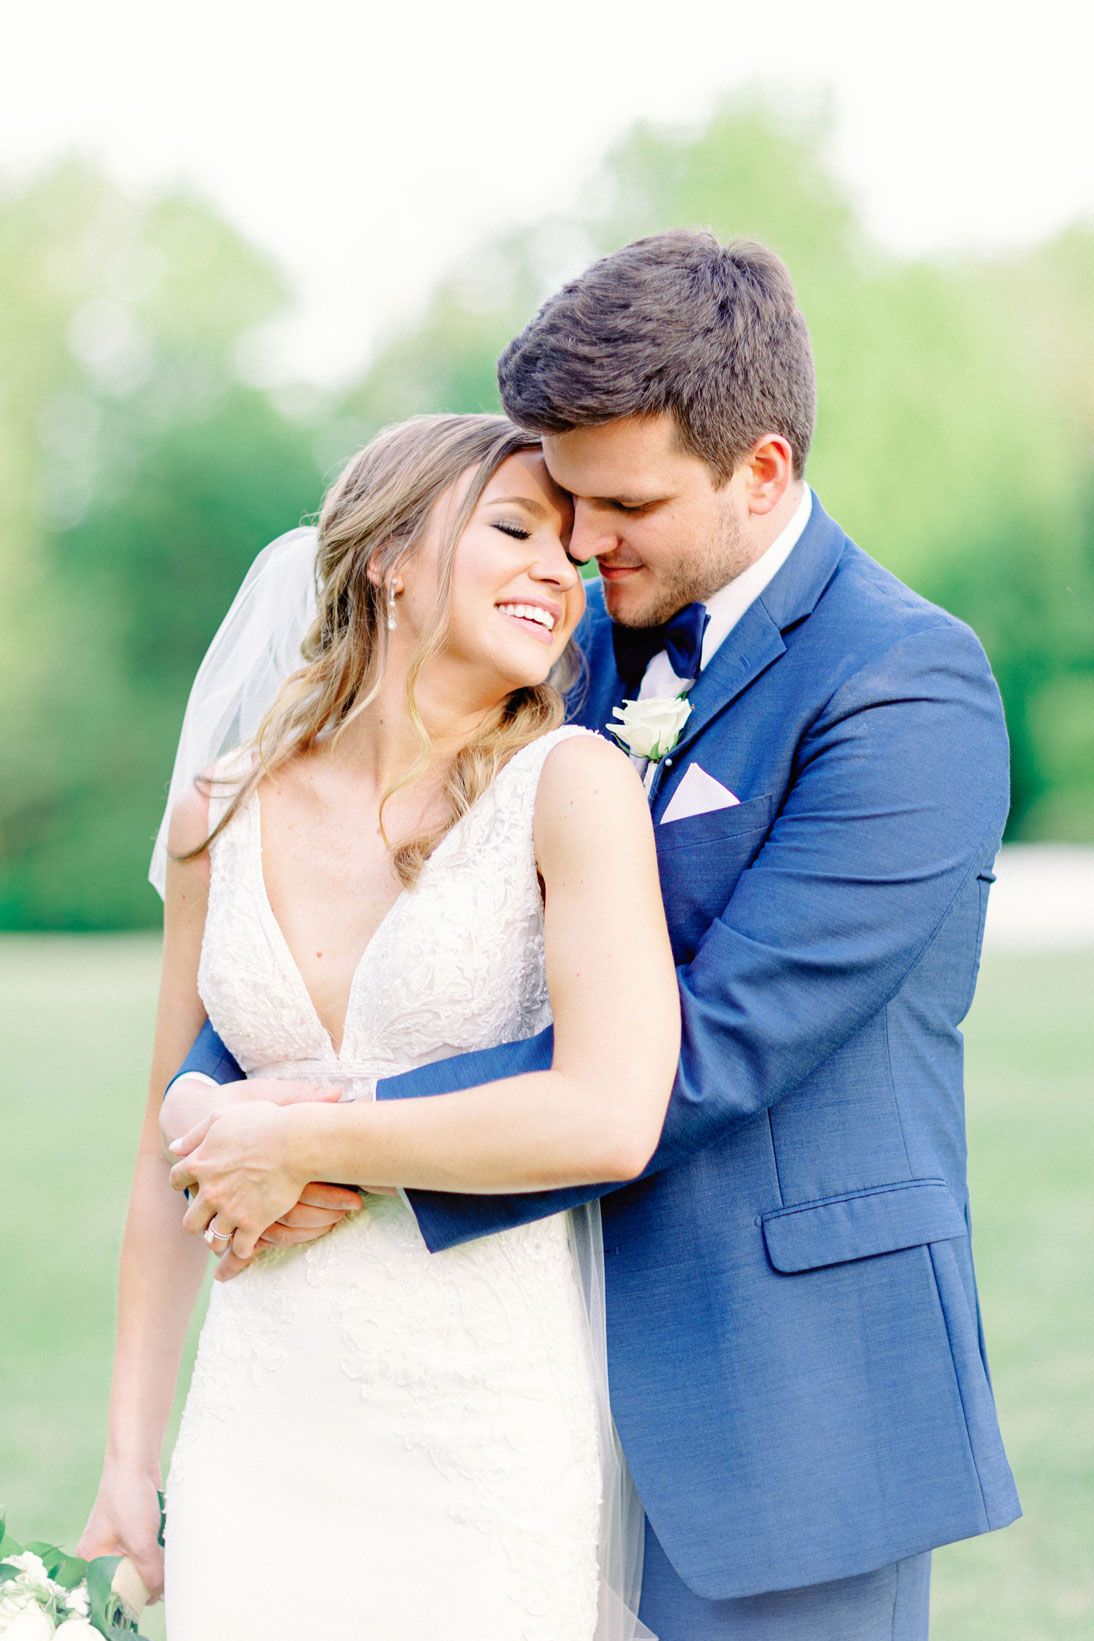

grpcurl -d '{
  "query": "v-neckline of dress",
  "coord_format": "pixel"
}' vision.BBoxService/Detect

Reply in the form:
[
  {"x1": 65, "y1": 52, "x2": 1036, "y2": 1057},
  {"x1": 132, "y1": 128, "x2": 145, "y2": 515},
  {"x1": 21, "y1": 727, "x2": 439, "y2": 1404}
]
[
  {"x1": 246, "y1": 743, "x2": 539, "y2": 1061},
  {"x1": 251, "y1": 788, "x2": 414, "y2": 1061}
]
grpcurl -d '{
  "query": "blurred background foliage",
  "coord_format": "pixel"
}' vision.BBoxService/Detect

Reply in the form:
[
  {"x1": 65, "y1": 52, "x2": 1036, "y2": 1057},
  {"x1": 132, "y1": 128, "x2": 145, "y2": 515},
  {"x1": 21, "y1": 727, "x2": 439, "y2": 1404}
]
[{"x1": 1, "y1": 95, "x2": 1091, "y2": 928}]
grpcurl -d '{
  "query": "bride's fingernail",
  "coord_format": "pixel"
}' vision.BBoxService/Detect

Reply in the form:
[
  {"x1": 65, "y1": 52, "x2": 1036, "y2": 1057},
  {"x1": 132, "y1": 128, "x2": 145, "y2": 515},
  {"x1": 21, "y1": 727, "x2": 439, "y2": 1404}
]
[{"x1": 169, "y1": 1140, "x2": 184, "y2": 1152}]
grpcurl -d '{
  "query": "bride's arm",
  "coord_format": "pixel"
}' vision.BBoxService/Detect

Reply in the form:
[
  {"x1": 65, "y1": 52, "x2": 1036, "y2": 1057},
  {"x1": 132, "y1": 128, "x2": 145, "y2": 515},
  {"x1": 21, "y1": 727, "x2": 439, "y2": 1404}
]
[
  {"x1": 170, "y1": 737, "x2": 681, "y2": 1252},
  {"x1": 77, "y1": 786, "x2": 217, "y2": 1599}
]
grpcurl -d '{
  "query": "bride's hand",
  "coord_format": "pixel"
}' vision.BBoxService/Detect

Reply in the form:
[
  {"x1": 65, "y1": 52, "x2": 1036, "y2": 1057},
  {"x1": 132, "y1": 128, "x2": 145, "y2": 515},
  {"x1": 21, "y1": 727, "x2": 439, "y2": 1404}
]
[
  {"x1": 169, "y1": 1102, "x2": 312, "y2": 1260},
  {"x1": 213, "y1": 1181, "x2": 365, "y2": 1283},
  {"x1": 77, "y1": 1463, "x2": 164, "y2": 1602}
]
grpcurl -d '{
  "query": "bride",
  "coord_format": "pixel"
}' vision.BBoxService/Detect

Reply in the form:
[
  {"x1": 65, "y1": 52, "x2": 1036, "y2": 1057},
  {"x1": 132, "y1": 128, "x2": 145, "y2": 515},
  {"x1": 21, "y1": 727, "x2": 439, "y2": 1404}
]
[{"x1": 78, "y1": 413, "x2": 679, "y2": 1640}]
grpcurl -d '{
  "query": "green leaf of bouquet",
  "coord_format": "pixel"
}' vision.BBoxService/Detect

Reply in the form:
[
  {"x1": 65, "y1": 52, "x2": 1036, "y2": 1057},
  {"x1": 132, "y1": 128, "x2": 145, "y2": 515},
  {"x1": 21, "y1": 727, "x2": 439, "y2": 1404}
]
[
  {"x1": 157, "y1": 1490, "x2": 166, "y2": 1549},
  {"x1": 32, "y1": 1543, "x2": 70, "y2": 1578},
  {"x1": 25, "y1": 1540, "x2": 61, "y2": 1560},
  {"x1": 52, "y1": 1552, "x2": 89, "y2": 1588},
  {"x1": 0, "y1": 1562, "x2": 23, "y2": 1585},
  {"x1": 87, "y1": 1554, "x2": 123, "y2": 1630}
]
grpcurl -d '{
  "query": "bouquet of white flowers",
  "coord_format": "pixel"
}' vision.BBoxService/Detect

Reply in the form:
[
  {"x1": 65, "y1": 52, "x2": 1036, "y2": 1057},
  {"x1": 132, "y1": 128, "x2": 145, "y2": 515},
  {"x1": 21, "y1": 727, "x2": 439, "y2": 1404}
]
[{"x1": 0, "y1": 1514, "x2": 151, "y2": 1640}]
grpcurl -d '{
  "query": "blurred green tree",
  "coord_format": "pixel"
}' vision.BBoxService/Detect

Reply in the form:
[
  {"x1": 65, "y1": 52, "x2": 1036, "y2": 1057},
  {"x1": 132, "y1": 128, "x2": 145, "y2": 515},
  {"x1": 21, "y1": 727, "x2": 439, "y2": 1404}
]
[
  {"x1": 0, "y1": 162, "x2": 325, "y2": 927},
  {"x1": 1, "y1": 102, "x2": 1090, "y2": 930}
]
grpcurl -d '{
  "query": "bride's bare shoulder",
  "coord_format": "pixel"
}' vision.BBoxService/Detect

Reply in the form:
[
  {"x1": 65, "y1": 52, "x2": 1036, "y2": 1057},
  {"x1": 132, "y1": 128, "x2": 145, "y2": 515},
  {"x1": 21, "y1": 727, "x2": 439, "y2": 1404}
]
[
  {"x1": 167, "y1": 779, "x2": 211, "y2": 855},
  {"x1": 540, "y1": 727, "x2": 638, "y2": 784},
  {"x1": 534, "y1": 731, "x2": 650, "y2": 851}
]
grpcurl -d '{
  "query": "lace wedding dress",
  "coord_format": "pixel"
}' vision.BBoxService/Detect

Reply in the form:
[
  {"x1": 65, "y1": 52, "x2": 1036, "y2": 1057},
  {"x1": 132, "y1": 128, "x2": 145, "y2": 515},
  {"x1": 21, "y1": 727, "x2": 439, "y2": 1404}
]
[{"x1": 163, "y1": 726, "x2": 623, "y2": 1641}]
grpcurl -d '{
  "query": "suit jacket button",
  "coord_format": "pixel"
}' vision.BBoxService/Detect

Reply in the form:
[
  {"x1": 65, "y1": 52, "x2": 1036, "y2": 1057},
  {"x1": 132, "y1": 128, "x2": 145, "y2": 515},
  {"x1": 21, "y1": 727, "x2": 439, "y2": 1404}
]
[{"x1": 664, "y1": 757, "x2": 673, "y2": 768}]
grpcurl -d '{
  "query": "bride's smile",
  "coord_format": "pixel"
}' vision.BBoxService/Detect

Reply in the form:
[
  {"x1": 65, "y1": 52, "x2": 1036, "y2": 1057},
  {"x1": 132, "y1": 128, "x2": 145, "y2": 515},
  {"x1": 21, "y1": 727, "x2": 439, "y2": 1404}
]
[{"x1": 395, "y1": 448, "x2": 584, "y2": 701}]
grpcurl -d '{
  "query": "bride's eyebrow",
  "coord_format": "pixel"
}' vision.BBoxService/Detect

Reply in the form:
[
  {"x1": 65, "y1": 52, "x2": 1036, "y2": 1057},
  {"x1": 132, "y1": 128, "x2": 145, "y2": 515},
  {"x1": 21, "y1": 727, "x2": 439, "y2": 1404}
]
[{"x1": 487, "y1": 495, "x2": 552, "y2": 517}]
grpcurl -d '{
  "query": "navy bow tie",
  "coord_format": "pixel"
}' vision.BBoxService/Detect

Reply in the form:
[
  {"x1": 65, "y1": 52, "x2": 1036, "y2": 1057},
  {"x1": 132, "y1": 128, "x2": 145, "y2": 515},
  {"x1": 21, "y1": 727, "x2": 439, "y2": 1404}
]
[{"x1": 611, "y1": 601, "x2": 710, "y2": 688}]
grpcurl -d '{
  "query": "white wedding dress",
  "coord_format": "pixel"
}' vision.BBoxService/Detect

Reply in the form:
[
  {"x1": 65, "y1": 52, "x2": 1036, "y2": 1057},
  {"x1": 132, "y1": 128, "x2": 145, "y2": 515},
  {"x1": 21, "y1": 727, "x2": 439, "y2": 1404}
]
[{"x1": 164, "y1": 726, "x2": 619, "y2": 1641}]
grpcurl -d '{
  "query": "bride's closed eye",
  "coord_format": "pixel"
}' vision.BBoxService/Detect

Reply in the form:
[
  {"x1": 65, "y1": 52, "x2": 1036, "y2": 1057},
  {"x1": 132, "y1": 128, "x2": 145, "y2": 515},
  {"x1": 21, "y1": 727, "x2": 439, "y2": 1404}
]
[{"x1": 493, "y1": 521, "x2": 532, "y2": 541}]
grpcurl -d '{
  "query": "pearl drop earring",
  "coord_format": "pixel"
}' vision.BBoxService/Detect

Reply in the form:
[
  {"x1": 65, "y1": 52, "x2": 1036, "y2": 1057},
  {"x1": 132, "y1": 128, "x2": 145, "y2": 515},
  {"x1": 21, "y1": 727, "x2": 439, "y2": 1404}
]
[{"x1": 387, "y1": 580, "x2": 398, "y2": 632}]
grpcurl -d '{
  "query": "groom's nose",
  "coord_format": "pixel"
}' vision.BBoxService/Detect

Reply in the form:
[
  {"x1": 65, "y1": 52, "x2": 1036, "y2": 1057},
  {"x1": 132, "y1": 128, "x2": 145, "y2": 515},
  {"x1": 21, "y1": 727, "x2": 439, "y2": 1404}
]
[{"x1": 568, "y1": 502, "x2": 617, "y2": 566}]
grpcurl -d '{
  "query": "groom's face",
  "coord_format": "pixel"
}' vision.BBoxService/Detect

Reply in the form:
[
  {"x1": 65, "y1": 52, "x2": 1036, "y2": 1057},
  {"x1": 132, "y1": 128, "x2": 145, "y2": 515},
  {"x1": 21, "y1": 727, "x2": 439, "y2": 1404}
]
[{"x1": 542, "y1": 413, "x2": 757, "y2": 629}]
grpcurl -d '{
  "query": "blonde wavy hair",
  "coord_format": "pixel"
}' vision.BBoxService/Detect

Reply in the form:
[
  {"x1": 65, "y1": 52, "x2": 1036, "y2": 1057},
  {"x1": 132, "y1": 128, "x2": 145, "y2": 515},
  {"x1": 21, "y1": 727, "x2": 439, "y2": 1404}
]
[{"x1": 189, "y1": 413, "x2": 581, "y2": 886}]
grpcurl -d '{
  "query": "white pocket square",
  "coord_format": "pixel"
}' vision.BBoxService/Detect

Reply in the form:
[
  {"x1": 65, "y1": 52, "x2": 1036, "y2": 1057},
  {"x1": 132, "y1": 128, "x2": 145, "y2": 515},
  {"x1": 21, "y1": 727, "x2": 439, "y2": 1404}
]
[{"x1": 659, "y1": 764, "x2": 741, "y2": 824}]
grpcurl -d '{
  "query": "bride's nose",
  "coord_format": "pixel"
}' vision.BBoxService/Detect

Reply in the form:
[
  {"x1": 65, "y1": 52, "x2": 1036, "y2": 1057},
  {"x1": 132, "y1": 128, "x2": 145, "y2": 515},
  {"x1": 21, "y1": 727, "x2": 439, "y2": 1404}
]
[{"x1": 533, "y1": 537, "x2": 581, "y2": 589}]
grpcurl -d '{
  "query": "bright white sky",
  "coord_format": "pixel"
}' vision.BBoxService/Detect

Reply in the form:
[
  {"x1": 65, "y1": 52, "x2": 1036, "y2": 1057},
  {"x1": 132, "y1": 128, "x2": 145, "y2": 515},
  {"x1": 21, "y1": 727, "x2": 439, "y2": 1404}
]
[{"x1": 4, "y1": 0, "x2": 1092, "y2": 384}]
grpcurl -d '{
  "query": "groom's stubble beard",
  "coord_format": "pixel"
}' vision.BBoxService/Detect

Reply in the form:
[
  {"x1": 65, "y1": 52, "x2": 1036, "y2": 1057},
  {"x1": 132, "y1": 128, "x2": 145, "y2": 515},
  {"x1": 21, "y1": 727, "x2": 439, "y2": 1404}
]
[{"x1": 611, "y1": 497, "x2": 752, "y2": 629}]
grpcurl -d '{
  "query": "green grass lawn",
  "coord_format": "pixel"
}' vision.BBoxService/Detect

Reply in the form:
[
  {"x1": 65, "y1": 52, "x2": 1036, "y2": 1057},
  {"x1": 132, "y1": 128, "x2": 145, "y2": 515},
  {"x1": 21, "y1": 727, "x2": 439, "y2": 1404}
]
[{"x1": 1, "y1": 936, "x2": 1091, "y2": 1636}]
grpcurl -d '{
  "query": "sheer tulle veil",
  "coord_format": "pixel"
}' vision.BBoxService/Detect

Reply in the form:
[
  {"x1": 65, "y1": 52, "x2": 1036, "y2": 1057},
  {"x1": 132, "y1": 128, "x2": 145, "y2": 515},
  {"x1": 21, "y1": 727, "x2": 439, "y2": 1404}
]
[
  {"x1": 150, "y1": 529, "x2": 654, "y2": 1640},
  {"x1": 149, "y1": 527, "x2": 319, "y2": 898}
]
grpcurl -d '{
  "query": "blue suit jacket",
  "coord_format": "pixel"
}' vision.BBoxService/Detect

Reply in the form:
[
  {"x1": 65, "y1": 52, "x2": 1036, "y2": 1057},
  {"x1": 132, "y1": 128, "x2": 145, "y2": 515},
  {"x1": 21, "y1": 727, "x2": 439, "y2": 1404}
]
[{"x1": 179, "y1": 495, "x2": 1020, "y2": 1597}]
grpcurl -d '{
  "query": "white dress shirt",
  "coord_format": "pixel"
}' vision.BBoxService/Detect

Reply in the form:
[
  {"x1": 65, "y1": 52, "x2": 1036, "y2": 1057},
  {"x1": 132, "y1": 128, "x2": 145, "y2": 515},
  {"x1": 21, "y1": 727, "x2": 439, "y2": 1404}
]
[{"x1": 637, "y1": 484, "x2": 813, "y2": 702}]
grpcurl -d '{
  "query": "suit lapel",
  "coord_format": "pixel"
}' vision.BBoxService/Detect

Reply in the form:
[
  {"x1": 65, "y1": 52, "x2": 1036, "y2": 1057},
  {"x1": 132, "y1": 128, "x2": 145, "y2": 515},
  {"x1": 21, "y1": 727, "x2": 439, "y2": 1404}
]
[
  {"x1": 645, "y1": 496, "x2": 847, "y2": 799},
  {"x1": 673, "y1": 599, "x2": 785, "y2": 754}
]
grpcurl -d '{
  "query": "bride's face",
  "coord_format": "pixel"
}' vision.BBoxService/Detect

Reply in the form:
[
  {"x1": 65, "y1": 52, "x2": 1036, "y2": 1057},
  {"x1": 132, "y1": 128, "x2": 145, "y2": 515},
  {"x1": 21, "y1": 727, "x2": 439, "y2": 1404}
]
[{"x1": 405, "y1": 451, "x2": 584, "y2": 691}]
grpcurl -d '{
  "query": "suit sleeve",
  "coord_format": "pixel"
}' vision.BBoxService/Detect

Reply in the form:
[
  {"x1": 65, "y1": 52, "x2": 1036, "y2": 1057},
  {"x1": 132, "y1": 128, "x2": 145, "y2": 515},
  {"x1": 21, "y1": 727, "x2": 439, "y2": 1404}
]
[
  {"x1": 167, "y1": 1018, "x2": 244, "y2": 1093},
  {"x1": 653, "y1": 618, "x2": 1008, "y2": 1164},
  {"x1": 380, "y1": 617, "x2": 1010, "y2": 1252}
]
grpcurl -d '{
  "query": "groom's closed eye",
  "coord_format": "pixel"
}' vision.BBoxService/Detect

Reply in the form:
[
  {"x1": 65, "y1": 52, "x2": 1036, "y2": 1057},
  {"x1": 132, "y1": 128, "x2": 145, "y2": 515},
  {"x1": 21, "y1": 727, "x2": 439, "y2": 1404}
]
[{"x1": 597, "y1": 495, "x2": 666, "y2": 515}]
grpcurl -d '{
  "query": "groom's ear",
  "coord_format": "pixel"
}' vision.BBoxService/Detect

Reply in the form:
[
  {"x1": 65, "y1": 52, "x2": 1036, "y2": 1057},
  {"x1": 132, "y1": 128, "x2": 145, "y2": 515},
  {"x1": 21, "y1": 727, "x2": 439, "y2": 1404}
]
[{"x1": 741, "y1": 434, "x2": 795, "y2": 517}]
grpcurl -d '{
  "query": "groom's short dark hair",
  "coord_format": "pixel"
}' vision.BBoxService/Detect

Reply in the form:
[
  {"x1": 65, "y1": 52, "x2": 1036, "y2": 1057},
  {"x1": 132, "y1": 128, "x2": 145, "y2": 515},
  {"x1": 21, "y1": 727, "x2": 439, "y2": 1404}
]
[{"x1": 497, "y1": 230, "x2": 816, "y2": 481}]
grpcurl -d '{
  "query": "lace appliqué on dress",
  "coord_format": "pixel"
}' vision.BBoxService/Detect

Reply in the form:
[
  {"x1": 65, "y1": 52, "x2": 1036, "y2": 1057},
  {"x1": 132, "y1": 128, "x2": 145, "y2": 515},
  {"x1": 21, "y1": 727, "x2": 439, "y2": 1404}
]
[{"x1": 169, "y1": 727, "x2": 604, "y2": 1640}]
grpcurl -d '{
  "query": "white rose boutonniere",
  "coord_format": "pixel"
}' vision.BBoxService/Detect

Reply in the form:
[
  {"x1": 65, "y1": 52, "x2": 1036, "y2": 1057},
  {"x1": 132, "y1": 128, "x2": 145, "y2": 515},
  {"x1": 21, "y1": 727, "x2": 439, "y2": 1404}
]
[{"x1": 608, "y1": 694, "x2": 693, "y2": 766}]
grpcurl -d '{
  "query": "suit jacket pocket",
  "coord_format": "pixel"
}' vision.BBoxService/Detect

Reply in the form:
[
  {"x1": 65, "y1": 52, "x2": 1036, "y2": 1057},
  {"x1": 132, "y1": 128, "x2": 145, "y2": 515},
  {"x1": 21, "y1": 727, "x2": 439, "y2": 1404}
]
[
  {"x1": 761, "y1": 1179, "x2": 966, "y2": 1273},
  {"x1": 654, "y1": 791, "x2": 773, "y2": 851},
  {"x1": 654, "y1": 793, "x2": 773, "y2": 963}
]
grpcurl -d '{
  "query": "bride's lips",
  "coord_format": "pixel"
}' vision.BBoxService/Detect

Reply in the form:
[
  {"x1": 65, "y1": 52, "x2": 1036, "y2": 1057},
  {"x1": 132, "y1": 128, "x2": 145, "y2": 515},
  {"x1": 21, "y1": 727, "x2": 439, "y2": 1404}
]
[{"x1": 495, "y1": 597, "x2": 562, "y2": 646}]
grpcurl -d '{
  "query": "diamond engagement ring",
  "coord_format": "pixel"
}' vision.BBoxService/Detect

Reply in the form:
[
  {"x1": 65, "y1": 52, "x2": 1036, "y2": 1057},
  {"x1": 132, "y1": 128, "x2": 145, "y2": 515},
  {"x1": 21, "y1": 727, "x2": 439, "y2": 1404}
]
[{"x1": 205, "y1": 1226, "x2": 234, "y2": 1245}]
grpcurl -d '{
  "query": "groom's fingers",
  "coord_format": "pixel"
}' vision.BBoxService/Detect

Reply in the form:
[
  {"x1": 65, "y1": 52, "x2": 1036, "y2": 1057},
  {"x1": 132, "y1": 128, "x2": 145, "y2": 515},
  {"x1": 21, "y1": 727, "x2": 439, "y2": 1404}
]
[
  {"x1": 214, "y1": 1201, "x2": 364, "y2": 1273},
  {"x1": 297, "y1": 1181, "x2": 363, "y2": 1211},
  {"x1": 260, "y1": 1221, "x2": 340, "y2": 1246},
  {"x1": 229, "y1": 1222, "x2": 260, "y2": 1260},
  {"x1": 277, "y1": 1200, "x2": 357, "y2": 1230},
  {"x1": 213, "y1": 1246, "x2": 256, "y2": 1282}
]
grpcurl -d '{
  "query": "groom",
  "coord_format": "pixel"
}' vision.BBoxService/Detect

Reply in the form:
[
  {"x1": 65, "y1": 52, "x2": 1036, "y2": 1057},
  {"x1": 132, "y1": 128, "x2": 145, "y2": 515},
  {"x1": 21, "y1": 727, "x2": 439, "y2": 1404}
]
[{"x1": 175, "y1": 232, "x2": 1020, "y2": 1637}]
